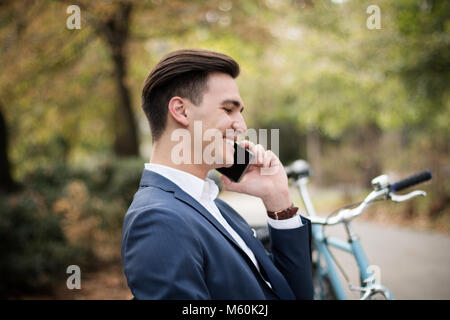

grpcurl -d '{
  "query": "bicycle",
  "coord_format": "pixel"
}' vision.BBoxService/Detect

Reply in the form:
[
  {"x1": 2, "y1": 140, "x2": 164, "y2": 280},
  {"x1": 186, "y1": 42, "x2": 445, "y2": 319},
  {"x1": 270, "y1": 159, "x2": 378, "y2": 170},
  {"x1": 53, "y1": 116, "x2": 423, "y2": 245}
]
[{"x1": 256, "y1": 160, "x2": 432, "y2": 300}]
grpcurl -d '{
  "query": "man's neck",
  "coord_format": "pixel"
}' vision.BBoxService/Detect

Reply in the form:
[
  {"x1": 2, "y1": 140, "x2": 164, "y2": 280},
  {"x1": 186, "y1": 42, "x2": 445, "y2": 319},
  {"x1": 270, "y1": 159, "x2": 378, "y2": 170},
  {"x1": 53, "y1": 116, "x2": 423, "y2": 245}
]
[{"x1": 150, "y1": 141, "x2": 210, "y2": 180}]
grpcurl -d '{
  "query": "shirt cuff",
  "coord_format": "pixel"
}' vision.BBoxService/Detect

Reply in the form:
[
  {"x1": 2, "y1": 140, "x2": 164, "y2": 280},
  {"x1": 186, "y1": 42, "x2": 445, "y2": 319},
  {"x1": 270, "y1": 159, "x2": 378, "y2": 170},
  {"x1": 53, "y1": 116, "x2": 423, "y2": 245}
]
[{"x1": 267, "y1": 214, "x2": 303, "y2": 229}]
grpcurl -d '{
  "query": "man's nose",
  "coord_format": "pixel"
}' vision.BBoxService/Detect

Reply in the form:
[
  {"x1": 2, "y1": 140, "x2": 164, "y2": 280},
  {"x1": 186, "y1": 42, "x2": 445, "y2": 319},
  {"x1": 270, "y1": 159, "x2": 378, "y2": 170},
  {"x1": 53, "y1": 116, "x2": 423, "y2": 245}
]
[{"x1": 232, "y1": 112, "x2": 247, "y2": 135}]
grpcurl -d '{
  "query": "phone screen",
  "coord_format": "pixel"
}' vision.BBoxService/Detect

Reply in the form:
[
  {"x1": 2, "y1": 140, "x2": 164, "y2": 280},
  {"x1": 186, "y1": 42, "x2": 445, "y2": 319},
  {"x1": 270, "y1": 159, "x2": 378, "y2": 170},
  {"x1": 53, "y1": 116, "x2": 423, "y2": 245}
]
[{"x1": 216, "y1": 142, "x2": 254, "y2": 182}]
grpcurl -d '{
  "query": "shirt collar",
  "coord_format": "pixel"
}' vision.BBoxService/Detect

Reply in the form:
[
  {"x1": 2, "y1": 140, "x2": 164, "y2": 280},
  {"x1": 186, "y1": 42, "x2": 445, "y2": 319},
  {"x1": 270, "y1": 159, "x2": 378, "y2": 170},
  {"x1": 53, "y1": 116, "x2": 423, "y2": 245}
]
[{"x1": 144, "y1": 163, "x2": 219, "y2": 202}]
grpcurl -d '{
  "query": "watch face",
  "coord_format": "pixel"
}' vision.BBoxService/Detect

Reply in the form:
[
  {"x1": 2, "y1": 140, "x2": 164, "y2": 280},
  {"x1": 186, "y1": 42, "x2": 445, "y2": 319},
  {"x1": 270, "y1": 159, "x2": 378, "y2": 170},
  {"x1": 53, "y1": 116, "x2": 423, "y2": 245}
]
[{"x1": 216, "y1": 142, "x2": 254, "y2": 182}]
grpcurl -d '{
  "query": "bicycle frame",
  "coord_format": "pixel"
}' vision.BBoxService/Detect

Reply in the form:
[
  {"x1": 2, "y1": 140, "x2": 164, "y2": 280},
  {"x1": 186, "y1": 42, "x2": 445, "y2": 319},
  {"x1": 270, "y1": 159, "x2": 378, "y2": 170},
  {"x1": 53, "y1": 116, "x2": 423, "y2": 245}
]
[{"x1": 295, "y1": 177, "x2": 393, "y2": 300}]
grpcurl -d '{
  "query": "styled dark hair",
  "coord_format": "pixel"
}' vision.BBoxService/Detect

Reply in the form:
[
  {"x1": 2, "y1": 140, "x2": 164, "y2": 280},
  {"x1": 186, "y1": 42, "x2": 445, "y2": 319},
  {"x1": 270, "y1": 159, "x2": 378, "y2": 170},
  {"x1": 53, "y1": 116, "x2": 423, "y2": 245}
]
[{"x1": 141, "y1": 49, "x2": 240, "y2": 141}]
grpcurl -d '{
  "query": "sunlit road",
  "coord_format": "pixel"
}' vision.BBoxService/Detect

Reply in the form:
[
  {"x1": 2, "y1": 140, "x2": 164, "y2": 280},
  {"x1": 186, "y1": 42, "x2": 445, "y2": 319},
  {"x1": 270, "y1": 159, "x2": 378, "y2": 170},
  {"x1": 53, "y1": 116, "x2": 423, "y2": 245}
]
[{"x1": 219, "y1": 191, "x2": 450, "y2": 300}]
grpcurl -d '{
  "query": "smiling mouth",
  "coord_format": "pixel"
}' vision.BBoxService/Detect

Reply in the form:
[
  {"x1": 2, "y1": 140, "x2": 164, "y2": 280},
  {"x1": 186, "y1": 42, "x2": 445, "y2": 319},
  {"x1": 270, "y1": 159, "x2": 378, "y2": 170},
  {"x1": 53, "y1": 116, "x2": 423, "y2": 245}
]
[
  {"x1": 224, "y1": 135, "x2": 237, "y2": 148},
  {"x1": 223, "y1": 133, "x2": 238, "y2": 142},
  {"x1": 224, "y1": 138, "x2": 235, "y2": 148}
]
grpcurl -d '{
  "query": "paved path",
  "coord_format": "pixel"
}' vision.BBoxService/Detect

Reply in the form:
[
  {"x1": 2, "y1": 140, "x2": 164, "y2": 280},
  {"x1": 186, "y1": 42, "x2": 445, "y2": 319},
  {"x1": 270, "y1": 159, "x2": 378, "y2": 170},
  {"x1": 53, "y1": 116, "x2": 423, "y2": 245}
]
[{"x1": 219, "y1": 191, "x2": 450, "y2": 300}]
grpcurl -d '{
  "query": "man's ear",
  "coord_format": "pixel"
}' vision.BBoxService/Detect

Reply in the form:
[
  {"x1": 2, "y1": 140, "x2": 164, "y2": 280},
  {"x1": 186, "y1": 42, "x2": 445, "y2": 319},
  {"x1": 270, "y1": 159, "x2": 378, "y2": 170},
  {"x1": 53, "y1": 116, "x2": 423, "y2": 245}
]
[{"x1": 168, "y1": 96, "x2": 189, "y2": 127}]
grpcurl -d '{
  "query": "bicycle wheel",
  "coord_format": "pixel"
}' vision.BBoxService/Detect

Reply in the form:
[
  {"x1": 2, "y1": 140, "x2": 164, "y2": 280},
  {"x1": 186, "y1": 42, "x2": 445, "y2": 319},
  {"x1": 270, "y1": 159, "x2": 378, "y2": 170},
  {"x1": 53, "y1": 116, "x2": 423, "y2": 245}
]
[
  {"x1": 364, "y1": 291, "x2": 388, "y2": 300},
  {"x1": 312, "y1": 265, "x2": 337, "y2": 299},
  {"x1": 313, "y1": 273, "x2": 337, "y2": 300}
]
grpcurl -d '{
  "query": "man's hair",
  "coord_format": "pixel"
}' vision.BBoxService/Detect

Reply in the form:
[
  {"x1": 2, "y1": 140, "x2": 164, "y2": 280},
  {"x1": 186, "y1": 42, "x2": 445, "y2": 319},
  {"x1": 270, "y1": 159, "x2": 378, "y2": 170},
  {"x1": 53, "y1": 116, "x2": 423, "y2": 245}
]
[{"x1": 142, "y1": 49, "x2": 240, "y2": 141}]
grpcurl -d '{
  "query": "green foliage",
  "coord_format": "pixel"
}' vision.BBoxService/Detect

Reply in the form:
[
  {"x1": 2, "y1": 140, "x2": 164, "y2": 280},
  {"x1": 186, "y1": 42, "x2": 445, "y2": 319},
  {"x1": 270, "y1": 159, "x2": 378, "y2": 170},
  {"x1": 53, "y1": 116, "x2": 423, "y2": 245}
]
[
  {"x1": 0, "y1": 192, "x2": 84, "y2": 297},
  {"x1": 87, "y1": 157, "x2": 145, "y2": 206},
  {"x1": 0, "y1": 157, "x2": 144, "y2": 297}
]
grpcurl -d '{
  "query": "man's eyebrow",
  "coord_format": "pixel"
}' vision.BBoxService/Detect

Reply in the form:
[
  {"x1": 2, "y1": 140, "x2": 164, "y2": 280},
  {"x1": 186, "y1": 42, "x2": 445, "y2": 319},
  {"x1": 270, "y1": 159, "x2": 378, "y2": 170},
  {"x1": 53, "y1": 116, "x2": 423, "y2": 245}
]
[{"x1": 221, "y1": 99, "x2": 245, "y2": 112}]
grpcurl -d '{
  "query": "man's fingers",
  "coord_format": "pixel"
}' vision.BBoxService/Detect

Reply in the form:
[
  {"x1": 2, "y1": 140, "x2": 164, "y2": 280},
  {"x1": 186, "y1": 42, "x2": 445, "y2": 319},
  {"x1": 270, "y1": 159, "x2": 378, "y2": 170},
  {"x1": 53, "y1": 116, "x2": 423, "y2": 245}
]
[
  {"x1": 237, "y1": 141, "x2": 275, "y2": 167},
  {"x1": 238, "y1": 140, "x2": 255, "y2": 150},
  {"x1": 263, "y1": 150, "x2": 273, "y2": 168},
  {"x1": 257, "y1": 144, "x2": 269, "y2": 166},
  {"x1": 238, "y1": 140, "x2": 261, "y2": 165}
]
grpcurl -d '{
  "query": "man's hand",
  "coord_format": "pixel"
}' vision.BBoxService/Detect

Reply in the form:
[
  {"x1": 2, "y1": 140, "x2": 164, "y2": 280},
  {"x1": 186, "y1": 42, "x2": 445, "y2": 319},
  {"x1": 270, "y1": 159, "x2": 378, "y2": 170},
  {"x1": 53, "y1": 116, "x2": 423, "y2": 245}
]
[{"x1": 220, "y1": 140, "x2": 292, "y2": 212}]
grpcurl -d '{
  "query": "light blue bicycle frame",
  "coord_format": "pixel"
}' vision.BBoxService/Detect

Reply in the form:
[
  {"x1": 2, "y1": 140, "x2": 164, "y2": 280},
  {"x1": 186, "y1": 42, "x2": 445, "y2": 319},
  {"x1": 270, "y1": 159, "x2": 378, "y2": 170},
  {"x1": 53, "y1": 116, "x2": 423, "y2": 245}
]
[
  {"x1": 313, "y1": 224, "x2": 372, "y2": 299},
  {"x1": 296, "y1": 177, "x2": 393, "y2": 300}
]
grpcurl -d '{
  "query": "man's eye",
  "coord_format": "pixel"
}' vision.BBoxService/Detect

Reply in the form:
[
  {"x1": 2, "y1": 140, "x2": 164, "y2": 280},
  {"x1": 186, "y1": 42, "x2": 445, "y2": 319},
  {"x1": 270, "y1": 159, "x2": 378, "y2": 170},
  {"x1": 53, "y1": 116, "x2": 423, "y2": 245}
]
[{"x1": 223, "y1": 108, "x2": 232, "y2": 113}]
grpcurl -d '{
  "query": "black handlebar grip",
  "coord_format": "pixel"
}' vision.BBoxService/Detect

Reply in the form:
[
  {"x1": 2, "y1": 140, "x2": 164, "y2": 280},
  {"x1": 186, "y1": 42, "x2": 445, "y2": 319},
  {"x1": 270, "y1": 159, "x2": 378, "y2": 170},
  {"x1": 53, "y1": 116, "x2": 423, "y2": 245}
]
[
  {"x1": 390, "y1": 170, "x2": 432, "y2": 192},
  {"x1": 286, "y1": 169, "x2": 310, "y2": 179}
]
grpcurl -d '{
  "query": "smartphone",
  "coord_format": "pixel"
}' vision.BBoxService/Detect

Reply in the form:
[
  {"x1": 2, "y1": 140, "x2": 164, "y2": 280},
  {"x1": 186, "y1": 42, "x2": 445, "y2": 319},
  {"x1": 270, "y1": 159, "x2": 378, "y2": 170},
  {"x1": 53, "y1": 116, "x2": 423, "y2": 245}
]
[{"x1": 216, "y1": 142, "x2": 254, "y2": 182}]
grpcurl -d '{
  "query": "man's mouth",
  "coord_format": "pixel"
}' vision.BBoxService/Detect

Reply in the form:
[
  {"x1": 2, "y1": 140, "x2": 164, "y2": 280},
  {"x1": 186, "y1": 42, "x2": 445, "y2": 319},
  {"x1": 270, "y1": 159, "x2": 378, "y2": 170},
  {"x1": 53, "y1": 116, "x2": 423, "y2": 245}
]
[
  {"x1": 224, "y1": 138, "x2": 235, "y2": 147},
  {"x1": 223, "y1": 136, "x2": 237, "y2": 148},
  {"x1": 223, "y1": 133, "x2": 238, "y2": 143}
]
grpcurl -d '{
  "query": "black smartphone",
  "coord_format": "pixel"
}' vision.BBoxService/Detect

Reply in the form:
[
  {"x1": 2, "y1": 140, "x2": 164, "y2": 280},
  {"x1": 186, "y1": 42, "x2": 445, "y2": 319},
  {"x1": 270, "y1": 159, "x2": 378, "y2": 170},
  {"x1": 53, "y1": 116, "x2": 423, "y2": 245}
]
[{"x1": 216, "y1": 142, "x2": 254, "y2": 182}]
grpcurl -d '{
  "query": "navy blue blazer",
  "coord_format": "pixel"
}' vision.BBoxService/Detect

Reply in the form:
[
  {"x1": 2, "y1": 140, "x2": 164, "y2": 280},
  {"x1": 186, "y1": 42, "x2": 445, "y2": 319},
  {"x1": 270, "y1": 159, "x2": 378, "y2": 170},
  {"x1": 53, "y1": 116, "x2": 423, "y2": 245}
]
[{"x1": 121, "y1": 170, "x2": 313, "y2": 300}]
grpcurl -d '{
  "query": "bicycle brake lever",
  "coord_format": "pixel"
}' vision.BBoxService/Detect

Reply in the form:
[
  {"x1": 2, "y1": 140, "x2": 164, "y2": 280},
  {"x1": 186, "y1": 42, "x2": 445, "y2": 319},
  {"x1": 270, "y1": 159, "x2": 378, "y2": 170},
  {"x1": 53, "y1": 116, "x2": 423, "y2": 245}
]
[{"x1": 389, "y1": 190, "x2": 426, "y2": 202}]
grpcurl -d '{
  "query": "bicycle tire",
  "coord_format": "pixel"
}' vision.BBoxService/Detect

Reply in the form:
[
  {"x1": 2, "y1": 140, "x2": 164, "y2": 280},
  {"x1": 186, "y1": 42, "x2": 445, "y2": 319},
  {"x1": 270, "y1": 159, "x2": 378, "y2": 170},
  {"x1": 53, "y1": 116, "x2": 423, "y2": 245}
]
[
  {"x1": 312, "y1": 243, "x2": 337, "y2": 300},
  {"x1": 313, "y1": 272, "x2": 337, "y2": 300}
]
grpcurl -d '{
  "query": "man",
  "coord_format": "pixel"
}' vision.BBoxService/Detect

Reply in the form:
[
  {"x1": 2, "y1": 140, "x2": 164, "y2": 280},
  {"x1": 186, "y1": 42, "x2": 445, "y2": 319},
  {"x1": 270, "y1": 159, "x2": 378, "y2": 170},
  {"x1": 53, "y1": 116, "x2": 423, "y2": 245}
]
[{"x1": 121, "y1": 49, "x2": 313, "y2": 299}]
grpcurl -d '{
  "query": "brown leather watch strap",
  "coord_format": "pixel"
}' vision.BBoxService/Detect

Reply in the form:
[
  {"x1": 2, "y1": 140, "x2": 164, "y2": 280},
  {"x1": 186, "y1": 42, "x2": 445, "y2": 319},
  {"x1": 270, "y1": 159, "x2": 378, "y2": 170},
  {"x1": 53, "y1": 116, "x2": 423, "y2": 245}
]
[{"x1": 267, "y1": 203, "x2": 299, "y2": 220}]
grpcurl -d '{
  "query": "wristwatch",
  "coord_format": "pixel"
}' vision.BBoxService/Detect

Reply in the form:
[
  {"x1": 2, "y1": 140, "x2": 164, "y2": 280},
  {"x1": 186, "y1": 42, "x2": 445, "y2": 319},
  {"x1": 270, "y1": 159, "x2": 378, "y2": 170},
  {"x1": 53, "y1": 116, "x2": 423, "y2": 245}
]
[{"x1": 267, "y1": 203, "x2": 299, "y2": 220}]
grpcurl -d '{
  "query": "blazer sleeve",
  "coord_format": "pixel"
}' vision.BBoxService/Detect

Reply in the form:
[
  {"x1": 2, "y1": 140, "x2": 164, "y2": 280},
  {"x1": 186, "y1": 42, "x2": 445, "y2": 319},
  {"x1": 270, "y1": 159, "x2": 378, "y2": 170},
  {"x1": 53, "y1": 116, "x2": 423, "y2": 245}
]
[
  {"x1": 268, "y1": 216, "x2": 314, "y2": 299},
  {"x1": 122, "y1": 207, "x2": 211, "y2": 299}
]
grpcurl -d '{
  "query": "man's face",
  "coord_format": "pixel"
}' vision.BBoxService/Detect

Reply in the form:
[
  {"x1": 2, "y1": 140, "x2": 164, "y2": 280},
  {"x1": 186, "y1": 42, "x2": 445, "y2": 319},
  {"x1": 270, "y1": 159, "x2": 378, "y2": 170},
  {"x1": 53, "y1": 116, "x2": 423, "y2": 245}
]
[{"x1": 188, "y1": 72, "x2": 247, "y2": 168}]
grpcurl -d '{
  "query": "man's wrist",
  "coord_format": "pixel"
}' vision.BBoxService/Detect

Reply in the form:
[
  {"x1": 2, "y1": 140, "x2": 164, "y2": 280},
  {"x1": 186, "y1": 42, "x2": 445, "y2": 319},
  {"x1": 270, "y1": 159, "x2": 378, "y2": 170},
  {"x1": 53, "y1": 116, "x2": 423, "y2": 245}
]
[
  {"x1": 267, "y1": 203, "x2": 299, "y2": 220},
  {"x1": 262, "y1": 190, "x2": 291, "y2": 213}
]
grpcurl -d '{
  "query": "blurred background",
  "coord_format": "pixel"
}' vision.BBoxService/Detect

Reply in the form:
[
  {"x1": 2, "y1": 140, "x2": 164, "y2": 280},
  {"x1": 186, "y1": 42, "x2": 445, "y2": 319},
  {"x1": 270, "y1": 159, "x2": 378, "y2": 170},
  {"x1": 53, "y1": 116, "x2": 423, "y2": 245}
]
[{"x1": 0, "y1": 0, "x2": 448, "y2": 299}]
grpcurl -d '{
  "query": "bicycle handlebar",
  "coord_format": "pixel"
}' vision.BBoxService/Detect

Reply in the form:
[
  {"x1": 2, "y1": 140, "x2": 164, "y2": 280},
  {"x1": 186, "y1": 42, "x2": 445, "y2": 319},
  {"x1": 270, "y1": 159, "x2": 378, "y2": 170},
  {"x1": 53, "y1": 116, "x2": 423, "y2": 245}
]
[
  {"x1": 296, "y1": 169, "x2": 432, "y2": 226},
  {"x1": 389, "y1": 170, "x2": 432, "y2": 192}
]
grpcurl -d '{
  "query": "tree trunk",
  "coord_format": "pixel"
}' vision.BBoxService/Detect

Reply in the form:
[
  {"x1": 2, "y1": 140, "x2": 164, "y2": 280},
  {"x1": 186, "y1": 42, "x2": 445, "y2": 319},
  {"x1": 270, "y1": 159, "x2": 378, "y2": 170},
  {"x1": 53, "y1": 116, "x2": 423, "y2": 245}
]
[
  {"x1": 0, "y1": 104, "x2": 19, "y2": 193},
  {"x1": 102, "y1": 2, "x2": 139, "y2": 157}
]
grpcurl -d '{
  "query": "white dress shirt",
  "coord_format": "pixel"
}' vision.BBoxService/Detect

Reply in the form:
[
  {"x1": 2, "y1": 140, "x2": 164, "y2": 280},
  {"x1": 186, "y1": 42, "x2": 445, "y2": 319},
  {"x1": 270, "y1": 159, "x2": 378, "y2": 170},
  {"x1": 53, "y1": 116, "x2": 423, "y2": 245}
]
[{"x1": 144, "y1": 163, "x2": 303, "y2": 286}]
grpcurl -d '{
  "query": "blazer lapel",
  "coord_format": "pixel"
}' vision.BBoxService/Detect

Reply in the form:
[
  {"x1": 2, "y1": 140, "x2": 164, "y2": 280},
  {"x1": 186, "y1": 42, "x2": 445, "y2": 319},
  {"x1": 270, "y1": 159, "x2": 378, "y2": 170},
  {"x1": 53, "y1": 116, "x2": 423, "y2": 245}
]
[{"x1": 173, "y1": 189, "x2": 242, "y2": 249}]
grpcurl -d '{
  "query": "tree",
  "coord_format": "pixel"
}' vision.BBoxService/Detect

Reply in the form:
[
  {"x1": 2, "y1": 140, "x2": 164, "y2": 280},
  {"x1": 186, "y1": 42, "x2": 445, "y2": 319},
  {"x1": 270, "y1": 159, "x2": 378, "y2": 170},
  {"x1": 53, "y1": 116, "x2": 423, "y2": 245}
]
[
  {"x1": 81, "y1": 1, "x2": 139, "y2": 156},
  {"x1": 0, "y1": 103, "x2": 19, "y2": 193}
]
